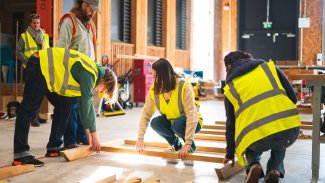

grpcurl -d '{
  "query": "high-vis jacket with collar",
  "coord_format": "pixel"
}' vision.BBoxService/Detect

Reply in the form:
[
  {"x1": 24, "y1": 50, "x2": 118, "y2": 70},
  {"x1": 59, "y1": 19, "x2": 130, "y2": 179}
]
[
  {"x1": 223, "y1": 61, "x2": 300, "y2": 166},
  {"x1": 39, "y1": 48, "x2": 98, "y2": 97}
]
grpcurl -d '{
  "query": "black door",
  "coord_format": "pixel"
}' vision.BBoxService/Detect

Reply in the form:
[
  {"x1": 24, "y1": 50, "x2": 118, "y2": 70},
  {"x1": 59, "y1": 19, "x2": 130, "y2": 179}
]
[{"x1": 238, "y1": 0, "x2": 299, "y2": 62}]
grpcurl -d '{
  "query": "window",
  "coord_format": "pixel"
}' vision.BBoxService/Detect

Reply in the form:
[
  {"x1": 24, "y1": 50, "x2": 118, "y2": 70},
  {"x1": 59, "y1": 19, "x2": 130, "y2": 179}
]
[
  {"x1": 176, "y1": 0, "x2": 187, "y2": 50},
  {"x1": 62, "y1": 0, "x2": 76, "y2": 15},
  {"x1": 111, "y1": 0, "x2": 132, "y2": 43},
  {"x1": 147, "y1": 0, "x2": 162, "y2": 46}
]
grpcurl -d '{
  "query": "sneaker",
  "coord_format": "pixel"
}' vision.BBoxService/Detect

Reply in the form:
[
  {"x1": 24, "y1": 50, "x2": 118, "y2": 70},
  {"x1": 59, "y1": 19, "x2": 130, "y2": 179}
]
[
  {"x1": 30, "y1": 118, "x2": 40, "y2": 127},
  {"x1": 12, "y1": 155, "x2": 44, "y2": 167},
  {"x1": 45, "y1": 147, "x2": 65, "y2": 157},
  {"x1": 167, "y1": 138, "x2": 183, "y2": 151},
  {"x1": 264, "y1": 169, "x2": 280, "y2": 183},
  {"x1": 65, "y1": 144, "x2": 79, "y2": 149},
  {"x1": 245, "y1": 163, "x2": 263, "y2": 183}
]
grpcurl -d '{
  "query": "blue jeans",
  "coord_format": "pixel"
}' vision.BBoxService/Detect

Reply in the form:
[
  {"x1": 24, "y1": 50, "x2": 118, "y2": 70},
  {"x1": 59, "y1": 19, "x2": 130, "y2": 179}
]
[
  {"x1": 64, "y1": 98, "x2": 87, "y2": 147},
  {"x1": 245, "y1": 127, "x2": 300, "y2": 178},
  {"x1": 150, "y1": 115, "x2": 201, "y2": 145},
  {"x1": 14, "y1": 56, "x2": 72, "y2": 158}
]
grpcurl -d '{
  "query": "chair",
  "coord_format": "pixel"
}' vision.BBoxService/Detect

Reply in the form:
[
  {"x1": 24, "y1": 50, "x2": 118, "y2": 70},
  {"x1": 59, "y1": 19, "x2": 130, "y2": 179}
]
[{"x1": 0, "y1": 45, "x2": 15, "y2": 83}]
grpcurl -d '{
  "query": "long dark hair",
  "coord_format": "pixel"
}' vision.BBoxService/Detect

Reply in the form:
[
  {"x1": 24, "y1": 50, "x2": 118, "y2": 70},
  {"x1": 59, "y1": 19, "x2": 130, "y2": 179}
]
[{"x1": 152, "y1": 58, "x2": 179, "y2": 95}]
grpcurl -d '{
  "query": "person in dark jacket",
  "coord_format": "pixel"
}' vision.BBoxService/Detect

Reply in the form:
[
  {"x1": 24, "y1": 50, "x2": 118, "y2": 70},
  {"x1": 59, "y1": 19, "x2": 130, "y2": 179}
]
[{"x1": 222, "y1": 51, "x2": 300, "y2": 183}]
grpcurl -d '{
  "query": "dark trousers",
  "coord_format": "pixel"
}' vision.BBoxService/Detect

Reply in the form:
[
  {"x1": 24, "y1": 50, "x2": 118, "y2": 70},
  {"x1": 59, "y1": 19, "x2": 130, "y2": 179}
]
[
  {"x1": 64, "y1": 98, "x2": 87, "y2": 146},
  {"x1": 13, "y1": 56, "x2": 72, "y2": 158}
]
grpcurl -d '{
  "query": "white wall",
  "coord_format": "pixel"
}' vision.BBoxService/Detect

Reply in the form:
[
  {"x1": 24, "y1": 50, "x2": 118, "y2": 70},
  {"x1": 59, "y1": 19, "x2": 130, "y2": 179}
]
[{"x1": 192, "y1": 0, "x2": 215, "y2": 81}]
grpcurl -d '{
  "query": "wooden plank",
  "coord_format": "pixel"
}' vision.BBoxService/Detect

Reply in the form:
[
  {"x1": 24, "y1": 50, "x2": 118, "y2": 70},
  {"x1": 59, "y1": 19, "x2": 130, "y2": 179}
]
[
  {"x1": 301, "y1": 125, "x2": 312, "y2": 130},
  {"x1": 113, "y1": 177, "x2": 142, "y2": 183},
  {"x1": 61, "y1": 146, "x2": 93, "y2": 162},
  {"x1": 142, "y1": 179, "x2": 160, "y2": 183},
  {"x1": 95, "y1": 173, "x2": 116, "y2": 183},
  {"x1": 215, "y1": 161, "x2": 244, "y2": 180},
  {"x1": 194, "y1": 134, "x2": 225, "y2": 141},
  {"x1": 301, "y1": 121, "x2": 312, "y2": 125},
  {"x1": 202, "y1": 125, "x2": 225, "y2": 130},
  {"x1": 61, "y1": 139, "x2": 125, "y2": 161},
  {"x1": 101, "y1": 146, "x2": 224, "y2": 163},
  {"x1": 124, "y1": 140, "x2": 226, "y2": 153},
  {"x1": 0, "y1": 165, "x2": 34, "y2": 179},
  {"x1": 199, "y1": 129, "x2": 225, "y2": 136},
  {"x1": 215, "y1": 121, "x2": 226, "y2": 125}
]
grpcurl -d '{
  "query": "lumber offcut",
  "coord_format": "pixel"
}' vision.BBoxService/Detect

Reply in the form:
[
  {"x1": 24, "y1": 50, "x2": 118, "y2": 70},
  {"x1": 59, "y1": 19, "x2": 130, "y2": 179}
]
[
  {"x1": 215, "y1": 161, "x2": 244, "y2": 179},
  {"x1": 0, "y1": 165, "x2": 34, "y2": 180},
  {"x1": 61, "y1": 145, "x2": 93, "y2": 161}
]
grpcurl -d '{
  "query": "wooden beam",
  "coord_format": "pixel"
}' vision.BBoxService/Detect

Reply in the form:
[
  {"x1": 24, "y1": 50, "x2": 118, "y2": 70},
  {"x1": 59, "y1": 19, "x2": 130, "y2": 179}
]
[
  {"x1": 301, "y1": 121, "x2": 312, "y2": 125},
  {"x1": 162, "y1": 0, "x2": 176, "y2": 64},
  {"x1": 199, "y1": 129, "x2": 225, "y2": 136},
  {"x1": 215, "y1": 161, "x2": 244, "y2": 180},
  {"x1": 131, "y1": 0, "x2": 147, "y2": 55},
  {"x1": 113, "y1": 177, "x2": 142, "y2": 183},
  {"x1": 194, "y1": 134, "x2": 225, "y2": 141},
  {"x1": 215, "y1": 121, "x2": 226, "y2": 125},
  {"x1": 124, "y1": 140, "x2": 226, "y2": 153},
  {"x1": 301, "y1": 125, "x2": 312, "y2": 130},
  {"x1": 61, "y1": 146, "x2": 93, "y2": 162},
  {"x1": 203, "y1": 125, "x2": 226, "y2": 130},
  {"x1": 101, "y1": 146, "x2": 224, "y2": 163},
  {"x1": 0, "y1": 165, "x2": 34, "y2": 179}
]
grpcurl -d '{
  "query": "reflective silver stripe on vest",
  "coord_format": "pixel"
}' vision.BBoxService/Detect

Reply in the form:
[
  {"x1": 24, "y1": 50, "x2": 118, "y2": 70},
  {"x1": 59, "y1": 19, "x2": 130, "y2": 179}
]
[
  {"x1": 178, "y1": 80, "x2": 186, "y2": 116},
  {"x1": 230, "y1": 62, "x2": 287, "y2": 118},
  {"x1": 47, "y1": 48, "x2": 55, "y2": 91},
  {"x1": 235, "y1": 108, "x2": 298, "y2": 147},
  {"x1": 70, "y1": 53, "x2": 98, "y2": 77},
  {"x1": 154, "y1": 80, "x2": 186, "y2": 116},
  {"x1": 60, "y1": 49, "x2": 76, "y2": 93},
  {"x1": 24, "y1": 33, "x2": 38, "y2": 52},
  {"x1": 228, "y1": 82, "x2": 242, "y2": 105},
  {"x1": 260, "y1": 62, "x2": 279, "y2": 89}
]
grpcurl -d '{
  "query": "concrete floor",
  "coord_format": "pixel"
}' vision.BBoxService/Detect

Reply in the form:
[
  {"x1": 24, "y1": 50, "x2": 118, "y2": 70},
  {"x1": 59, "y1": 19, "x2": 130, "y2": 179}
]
[{"x1": 0, "y1": 100, "x2": 324, "y2": 183}]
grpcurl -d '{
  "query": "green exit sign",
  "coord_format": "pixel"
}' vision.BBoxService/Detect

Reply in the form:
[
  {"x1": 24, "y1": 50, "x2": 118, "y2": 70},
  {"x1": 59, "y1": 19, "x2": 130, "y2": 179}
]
[{"x1": 263, "y1": 22, "x2": 273, "y2": 29}]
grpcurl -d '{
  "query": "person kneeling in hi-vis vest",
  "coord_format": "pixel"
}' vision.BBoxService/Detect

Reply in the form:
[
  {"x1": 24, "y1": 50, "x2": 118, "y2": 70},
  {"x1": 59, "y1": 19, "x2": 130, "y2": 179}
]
[
  {"x1": 222, "y1": 51, "x2": 300, "y2": 183},
  {"x1": 12, "y1": 48, "x2": 118, "y2": 167},
  {"x1": 134, "y1": 58, "x2": 203, "y2": 158}
]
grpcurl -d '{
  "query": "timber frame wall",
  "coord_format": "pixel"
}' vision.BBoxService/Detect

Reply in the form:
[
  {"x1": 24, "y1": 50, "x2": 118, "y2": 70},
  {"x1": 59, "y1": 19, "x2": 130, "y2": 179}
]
[{"x1": 52, "y1": 0, "x2": 192, "y2": 77}]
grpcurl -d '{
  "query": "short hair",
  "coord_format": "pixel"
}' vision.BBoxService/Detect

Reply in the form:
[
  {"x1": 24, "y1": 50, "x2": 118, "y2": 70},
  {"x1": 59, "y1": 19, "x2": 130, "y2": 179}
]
[
  {"x1": 224, "y1": 51, "x2": 252, "y2": 67},
  {"x1": 151, "y1": 58, "x2": 179, "y2": 95},
  {"x1": 102, "y1": 68, "x2": 118, "y2": 104},
  {"x1": 29, "y1": 13, "x2": 40, "y2": 23}
]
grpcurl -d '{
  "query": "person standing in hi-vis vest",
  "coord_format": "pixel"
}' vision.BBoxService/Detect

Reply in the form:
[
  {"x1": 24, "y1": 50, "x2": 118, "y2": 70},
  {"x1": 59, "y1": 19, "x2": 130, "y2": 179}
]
[
  {"x1": 134, "y1": 58, "x2": 203, "y2": 158},
  {"x1": 222, "y1": 51, "x2": 300, "y2": 183},
  {"x1": 16, "y1": 13, "x2": 50, "y2": 127},
  {"x1": 12, "y1": 48, "x2": 118, "y2": 167},
  {"x1": 56, "y1": 0, "x2": 100, "y2": 150}
]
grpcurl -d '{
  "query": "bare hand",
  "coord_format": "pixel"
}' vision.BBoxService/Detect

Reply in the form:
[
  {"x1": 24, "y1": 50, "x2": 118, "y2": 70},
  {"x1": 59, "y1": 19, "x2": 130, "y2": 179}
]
[
  {"x1": 178, "y1": 144, "x2": 191, "y2": 158},
  {"x1": 86, "y1": 129, "x2": 101, "y2": 153},
  {"x1": 135, "y1": 139, "x2": 145, "y2": 153},
  {"x1": 90, "y1": 132, "x2": 101, "y2": 153},
  {"x1": 222, "y1": 156, "x2": 235, "y2": 167}
]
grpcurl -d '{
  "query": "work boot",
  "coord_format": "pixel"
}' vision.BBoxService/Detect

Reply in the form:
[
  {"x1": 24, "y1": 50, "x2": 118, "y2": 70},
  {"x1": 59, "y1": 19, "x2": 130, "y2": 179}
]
[
  {"x1": 264, "y1": 169, "x2": 280, "y2": 183},
  {"x1": 30, "y1": 117, "x2": 40, "y2": 127},
  {"x1": 12, "y1": 155, "x2": 44, "y2": 167},
  {"x1": 245, "y1": 163, "x2": 263, "y2": 183}
]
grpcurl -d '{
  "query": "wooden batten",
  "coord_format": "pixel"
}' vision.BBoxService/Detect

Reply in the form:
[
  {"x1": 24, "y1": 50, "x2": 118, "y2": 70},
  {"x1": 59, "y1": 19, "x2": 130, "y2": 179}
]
[{"x1": 0, "y1": 165, "x2": 34, "y2": 180}]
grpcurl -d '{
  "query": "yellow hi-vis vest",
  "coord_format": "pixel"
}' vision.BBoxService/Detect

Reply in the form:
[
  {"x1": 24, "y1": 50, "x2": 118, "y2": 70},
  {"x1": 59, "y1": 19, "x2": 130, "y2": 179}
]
[
  {"x1": 39, "y1": 48, "x2": 99, "y2": 97},
  {"x1": 21, "y1": 31, "x2": 49, "y2": 68},
  {"x1": 223, "y1": 61, "x2": 300, "y2": 166},
  {"x1": 150, "y1": 80, "x2": 203, "y2": 127}
]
